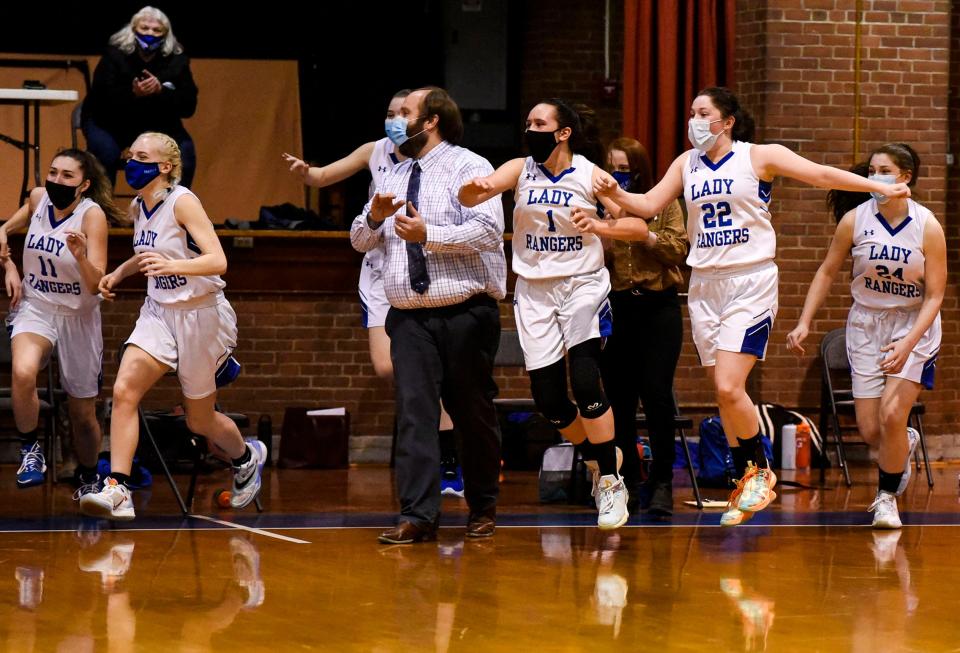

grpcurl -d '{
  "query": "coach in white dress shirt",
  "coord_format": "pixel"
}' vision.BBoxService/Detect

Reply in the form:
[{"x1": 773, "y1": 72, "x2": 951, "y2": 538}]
[{"x1": 351, "y1": 87, "x2": 506, "y2": 544}]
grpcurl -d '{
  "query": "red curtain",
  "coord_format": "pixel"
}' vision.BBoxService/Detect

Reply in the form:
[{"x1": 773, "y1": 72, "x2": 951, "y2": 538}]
[{"x1": 623, "y1": 0, "x2": 736, "y2": 177}]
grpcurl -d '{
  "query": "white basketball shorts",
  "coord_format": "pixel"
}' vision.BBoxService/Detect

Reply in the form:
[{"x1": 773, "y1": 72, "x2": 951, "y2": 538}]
[
  {"x1": 687, "y1": 261, "x2": 779, "y2": 367},
  {"x1": 126, "y1": 294, "x2": 238, "y2": 399},
  {"x1": 514, "y1": 267, "x2": 612, "y2": 371},
  {"x1": 846, "y1": 303, "x2": 940, "y2": 398}
]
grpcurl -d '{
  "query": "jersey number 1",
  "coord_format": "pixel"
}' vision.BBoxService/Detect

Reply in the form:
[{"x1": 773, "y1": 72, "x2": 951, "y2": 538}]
[
  {"x1": 38, "y1": 257, "x2": 58, "y2": 278},
  {"x1": 546, "y1": 209, "x2": 556, "y2": 232}
]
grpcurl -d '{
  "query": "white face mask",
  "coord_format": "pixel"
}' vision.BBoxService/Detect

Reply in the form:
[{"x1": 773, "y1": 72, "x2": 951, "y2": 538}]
[
  {"x1": 688, "y1": 118, "x2": 724, "y2": 152},
  {"x1": 868, "y1": 173, "x2": 897, "y2": 205}
]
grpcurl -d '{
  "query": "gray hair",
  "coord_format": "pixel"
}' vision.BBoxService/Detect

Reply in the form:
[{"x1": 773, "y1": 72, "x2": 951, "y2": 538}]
[{"x1": 109, "y1": 6, "x2": 183, "y2": 57}]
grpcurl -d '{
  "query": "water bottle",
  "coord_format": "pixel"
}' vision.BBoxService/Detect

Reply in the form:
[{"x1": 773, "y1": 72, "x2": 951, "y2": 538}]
[
  {"x1": 781, "y1": 424, "x2": 797, "y2": 470},
  {"x1": 796, "y1": 422, "x2": 812, "y2": 469}
]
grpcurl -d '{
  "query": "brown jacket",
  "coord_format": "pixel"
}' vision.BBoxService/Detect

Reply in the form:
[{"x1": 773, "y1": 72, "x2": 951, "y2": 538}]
[{"x1": 607, "y1": 199, "x2": 688, "y2": 292}]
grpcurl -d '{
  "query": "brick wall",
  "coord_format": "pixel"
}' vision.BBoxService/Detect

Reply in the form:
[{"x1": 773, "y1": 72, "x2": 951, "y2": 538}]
[
  {"x1": 519, "y1": 0, "x2": 624, "y2": 143},
  {"x1": 732, "y1": 0, "x2": 956, "y2": 455},
  {"x1": 7, "y1": 3, "x2": 960, "y2": 465}
]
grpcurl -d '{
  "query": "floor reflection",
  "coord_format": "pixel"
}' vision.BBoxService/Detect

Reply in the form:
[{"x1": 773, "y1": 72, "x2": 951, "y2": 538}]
[{"x1": 0, "y1": 520, "x2": 958, "y2": 650}]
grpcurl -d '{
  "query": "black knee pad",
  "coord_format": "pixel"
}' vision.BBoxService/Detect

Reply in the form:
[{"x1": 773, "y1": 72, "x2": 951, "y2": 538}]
[
  {"x1": 528, "y1": 359, "x2": 578, "y2": 429},
  {"x1": 568, "y1": 339, "x2": 609, "y2": 419}
]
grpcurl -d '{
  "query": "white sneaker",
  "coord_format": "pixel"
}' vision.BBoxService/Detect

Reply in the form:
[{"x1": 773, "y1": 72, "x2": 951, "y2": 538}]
[
  {"x1": 72, "y1": 474, "x2": 101, "y2": 502},
  {"x1": 597, "y1": 474, "x2": 629, "y2": 530},
  {"x1": 869, "y1": 490, "x2": 902, "y2": 529},
  {"x1": 592, "y1": 571, "x2": 628, "y2": 636},
  {"x1": 870, "y1": 530, "x2": 902, "y2": 569},
  {"x1": 584, "y1": 447, "x2": 623, "y2": 508},
  {"x1": 79, "y1": 542, "x2": 135, "y2": 590},
  {"x1": 897, "y1": 428, "x2": 920, "y2": 496},
  {"x1": 231, "y1": 441, "x2": 268, "y2": 509},
  {"x1": 737, "y1": 464, "x2": 778, "y2": 513},
  {"x1": 230, "y1": 536, "x2": 265, "y2": 608},
  {"x1": 79, "y1": 477, "x2": 135, "y2": 521}
]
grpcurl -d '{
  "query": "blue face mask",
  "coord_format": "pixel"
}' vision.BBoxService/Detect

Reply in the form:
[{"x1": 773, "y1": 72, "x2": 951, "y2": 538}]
[
  {"x1": 125, "y1": 159, "x2": 162, "y2": 190},
  {"x1": 135, "y1": 32, "x2": 163, "y2": 52},
  {"x1": 611, "y1": 171, "x2": 632, "y2": 190},
  {"x1": 385, "y1": 117, "x2": 409, "y2": 146},
  {"x1": 868, "y1": 173, "x2": 896, "y2": 205}
]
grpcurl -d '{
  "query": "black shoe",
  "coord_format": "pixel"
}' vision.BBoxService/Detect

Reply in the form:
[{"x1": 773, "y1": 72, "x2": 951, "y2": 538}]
[
  {"x1": 647, "y1": 481, "x2": 673, "y2": 517},
  {"x1": 378, "y1": 521, "x2": 438, "y2": 544}
]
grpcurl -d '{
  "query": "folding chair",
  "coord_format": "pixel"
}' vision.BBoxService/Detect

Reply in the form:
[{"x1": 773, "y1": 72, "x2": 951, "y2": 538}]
[
  {"x1": 0, "y1": 329, "x2": 60, "y2": 483},
  {"x1": 818, "y1": 327, "x2": 932, "y2": 488},
  {"x1": 138, "y1": 408, "x2": 259, "y2": 515},
  {"x1": 636, "y1": 391, "x2": 703, "y2": 509},
  {"x1": 117, "y1": 345, "x2": 262, "y2": 515}
]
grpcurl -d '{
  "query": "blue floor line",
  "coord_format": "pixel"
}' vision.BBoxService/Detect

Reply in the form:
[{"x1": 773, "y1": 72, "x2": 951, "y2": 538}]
[{"x1": 1, "y1": 510, "x2": 959, "y2": 533}]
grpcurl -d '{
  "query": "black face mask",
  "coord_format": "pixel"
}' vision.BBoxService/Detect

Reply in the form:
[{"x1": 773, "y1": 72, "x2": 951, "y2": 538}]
[
  {"x1": 45, "y1": 180, "x2": 81, "y2": 210},
  {"x1": 398, "y1": 116, "x2": 429, "y2": 158},
  {"x1": 525, "y1": 129, "x2": 559, "y2": 164}
]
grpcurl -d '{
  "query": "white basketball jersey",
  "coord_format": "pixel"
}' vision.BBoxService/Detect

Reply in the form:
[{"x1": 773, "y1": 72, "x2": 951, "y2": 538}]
[
  {"x1": 21, "y1": 193, "x2": 100, "y2": 313},
  {"x1": 133, "y1": 185, "x2": 226, "y2": 304},
  {"x1": 682, "y1": 141, "x2": 776, "y2": 271},
  {"x1": 851, "y1": 198, "x2": 930, "y2": 310},
  {"x1": 368, "y1": 137, "x2": 400, "y2": 196},
  {"x1": 512, "y1": 154, "x2": 604, "y2": 280}
]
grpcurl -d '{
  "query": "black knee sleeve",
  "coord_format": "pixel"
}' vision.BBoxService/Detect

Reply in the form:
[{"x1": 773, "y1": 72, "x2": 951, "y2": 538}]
[
  {"x1": 568, "y1": 339, "x2": 609, "y2": 419},
  {"x1": 529, "y1": 359, "x2": 578, "y2": 429}
]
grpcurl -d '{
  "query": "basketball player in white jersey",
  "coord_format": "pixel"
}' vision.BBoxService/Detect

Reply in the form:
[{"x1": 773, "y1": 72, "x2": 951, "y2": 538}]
[
  {"x1": 0, "y1": 149, "x2": 119, "y2": 494},
  {"x1": 460, "y1": 99, "x2": 627, "y2": 529},
  {"x1": 80, "y1": 132, "x2": 265, "y2": 520},
  {"x1": 787, "y1": 143, "x2": 944, "y2": 529},
  {"x1": 281, "y1": 89, "x2": 409, "y2": 382},
  {"x1": 282, "y1": 90, "x2": 464, "y2": 497},
  {"x1": 579, "y1": 87, "x2": 909, "y2": 526}
]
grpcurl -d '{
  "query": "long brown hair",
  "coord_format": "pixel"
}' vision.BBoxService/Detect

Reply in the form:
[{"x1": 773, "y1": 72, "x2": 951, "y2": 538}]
[
  {"x1": 825, "y1": 143, "x2": 921, "y2": 223},
  {"x1": 54, "y1": 148, "x2": 126, "y2": 224}
]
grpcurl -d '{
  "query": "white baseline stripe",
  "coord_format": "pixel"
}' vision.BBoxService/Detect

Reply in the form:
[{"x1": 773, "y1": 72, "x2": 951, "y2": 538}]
[{"x1": 188, "y1": 514, "x2": 311, "y2": 543}]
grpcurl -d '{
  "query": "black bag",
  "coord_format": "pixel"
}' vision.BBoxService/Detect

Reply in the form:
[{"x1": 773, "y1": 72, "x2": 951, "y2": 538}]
[
  {"x1": 755, "y1": 403, "x2": 826, "y2": 468},
  {"x1": 258, "y1": 203, "x2": 339, "y2": 231}
]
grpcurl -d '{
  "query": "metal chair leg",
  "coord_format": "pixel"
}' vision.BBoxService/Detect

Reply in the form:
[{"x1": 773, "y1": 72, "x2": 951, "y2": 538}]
[
  {"x1": 831, "y1": 411, "x2": 852, "y2": 487},
  {"x1": 140, "y1": 408, "x2": 190, "y2": 516},
  {"x1": 818, "y1": 405, "x2": 830, "y2": 485},
  {"x1": 678, "y1": 426, "x2": 702, "y2": 509},
  {"x1": 911, "y1": 413, "x2": 934, "y2": 488}
]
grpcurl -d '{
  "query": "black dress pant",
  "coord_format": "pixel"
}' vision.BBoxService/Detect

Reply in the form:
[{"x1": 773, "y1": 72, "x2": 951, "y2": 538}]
[
  {"x1": 599, "y1": 286, "x2": 683, "y2": 487},
  {"x1": 385, "y1": 294, "x2": 502, "y2": 528}
]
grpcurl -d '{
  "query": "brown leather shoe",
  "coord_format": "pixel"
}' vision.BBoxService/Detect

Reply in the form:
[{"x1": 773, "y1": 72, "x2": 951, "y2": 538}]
[
  {"x1": 378, "y1": 521, "x2": 437, "y2": 544},
  {"x1": 466, "y1": 514, "x2": 496, "y2": 538}
]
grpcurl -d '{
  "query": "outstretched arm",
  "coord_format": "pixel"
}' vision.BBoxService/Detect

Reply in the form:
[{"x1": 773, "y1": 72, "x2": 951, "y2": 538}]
[
  {"x1": 282, "y1": 141, "x2": 376, "y2": 188},
  {"x1": 754, "y1": 144, "x2": 910, "y2": 200},
  {"x1": 458, "y1": 158, "x2": 525, "y2": 208}
]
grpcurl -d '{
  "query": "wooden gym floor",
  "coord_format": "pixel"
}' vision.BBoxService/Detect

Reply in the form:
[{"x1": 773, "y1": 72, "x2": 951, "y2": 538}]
[{"x1": 0, "y1": 464, "x2": 959, "y2": 652}]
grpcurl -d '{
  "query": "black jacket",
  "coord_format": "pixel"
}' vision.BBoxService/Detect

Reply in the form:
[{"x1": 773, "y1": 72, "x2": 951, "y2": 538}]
[{"x1": 84, "y1": 45, "x2": 198, "y2": 145}]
